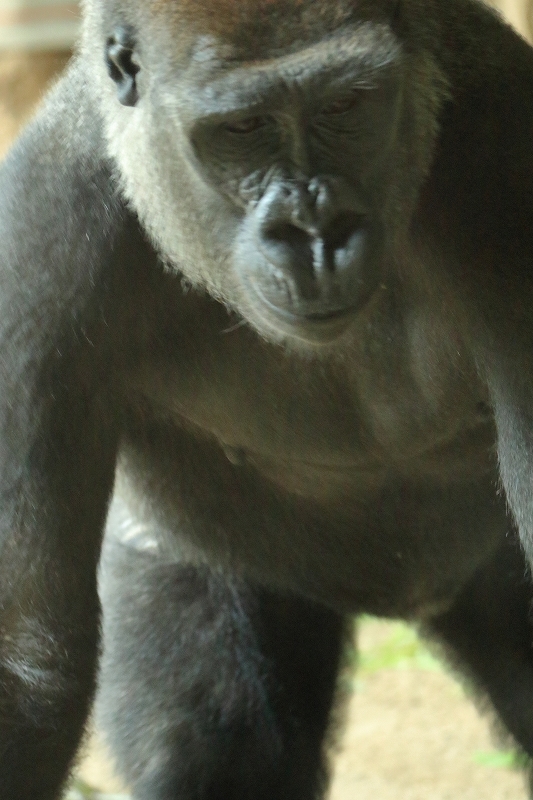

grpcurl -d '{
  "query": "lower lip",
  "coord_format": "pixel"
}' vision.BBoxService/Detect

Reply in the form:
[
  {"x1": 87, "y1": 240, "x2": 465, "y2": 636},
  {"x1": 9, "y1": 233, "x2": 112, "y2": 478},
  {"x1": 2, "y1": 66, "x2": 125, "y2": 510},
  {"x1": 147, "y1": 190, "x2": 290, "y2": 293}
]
[
  {"x1": 256, "y1": 297, "x2": 355, "y2": 344},
  {"x1": 258, "y1": 293, "x2": 356, "y2": 325},
  {"x1": 240, "y1": 274, "x2": 358, "y2": 343}
]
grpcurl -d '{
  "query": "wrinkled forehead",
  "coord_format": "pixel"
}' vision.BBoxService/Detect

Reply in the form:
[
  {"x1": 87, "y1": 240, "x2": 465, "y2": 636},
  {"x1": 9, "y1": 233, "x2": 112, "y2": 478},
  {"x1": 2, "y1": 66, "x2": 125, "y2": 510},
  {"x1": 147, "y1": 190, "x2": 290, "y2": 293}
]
[{"x1": 150, "y1": 0, "x2": 397, "y2": 59}]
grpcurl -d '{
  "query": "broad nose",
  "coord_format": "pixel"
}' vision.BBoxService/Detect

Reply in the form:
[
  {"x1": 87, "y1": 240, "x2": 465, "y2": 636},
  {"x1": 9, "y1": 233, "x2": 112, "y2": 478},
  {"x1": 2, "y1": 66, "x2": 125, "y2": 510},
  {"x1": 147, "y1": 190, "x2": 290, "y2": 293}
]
[{"x1": 254, "y1": 178, "x2": 377, "y2": 316}]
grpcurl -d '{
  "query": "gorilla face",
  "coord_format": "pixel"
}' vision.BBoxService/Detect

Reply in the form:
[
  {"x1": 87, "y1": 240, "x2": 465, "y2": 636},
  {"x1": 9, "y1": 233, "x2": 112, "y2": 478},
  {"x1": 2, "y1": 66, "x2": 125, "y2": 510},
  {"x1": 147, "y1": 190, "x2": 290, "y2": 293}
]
[{"x1": 101, "y1": 6, "x2": 439, "y2": 346}]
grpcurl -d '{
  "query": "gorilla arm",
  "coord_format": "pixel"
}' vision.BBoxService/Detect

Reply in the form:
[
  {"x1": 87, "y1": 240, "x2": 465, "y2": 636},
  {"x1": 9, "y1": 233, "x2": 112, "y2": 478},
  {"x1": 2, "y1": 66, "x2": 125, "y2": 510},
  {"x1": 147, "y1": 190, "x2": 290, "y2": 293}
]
[
  {"x1": 409, "y1": 0, "x2": 533, "y2": 563},
  {"x1": 0, "y1": 61, "x2": 122, "y2": 799}
]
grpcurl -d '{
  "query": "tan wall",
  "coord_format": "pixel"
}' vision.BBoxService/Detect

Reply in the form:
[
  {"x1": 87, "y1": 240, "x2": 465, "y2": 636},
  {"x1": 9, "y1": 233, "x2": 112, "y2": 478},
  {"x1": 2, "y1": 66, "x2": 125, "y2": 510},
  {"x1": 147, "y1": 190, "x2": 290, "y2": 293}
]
[{"x1": 490, "y1": 0, "x2": 533, "y2": 39}]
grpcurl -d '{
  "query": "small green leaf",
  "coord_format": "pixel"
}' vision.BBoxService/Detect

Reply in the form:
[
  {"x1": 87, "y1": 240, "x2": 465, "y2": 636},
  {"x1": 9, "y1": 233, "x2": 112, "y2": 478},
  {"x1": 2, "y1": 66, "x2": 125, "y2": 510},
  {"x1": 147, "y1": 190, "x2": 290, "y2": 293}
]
[
  {"x1": 472, "y1": 749, "x2": 529, "y2": 770},
  {"x1": 358, "y1": 619, "x2": 442, "y2": 674}
]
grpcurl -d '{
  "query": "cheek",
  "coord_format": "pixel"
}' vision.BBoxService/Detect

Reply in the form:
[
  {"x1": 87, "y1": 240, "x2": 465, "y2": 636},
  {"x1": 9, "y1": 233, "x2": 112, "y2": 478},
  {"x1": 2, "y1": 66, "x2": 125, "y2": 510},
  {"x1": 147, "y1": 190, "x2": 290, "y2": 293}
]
[
  {"x1": 107, "y1": 103, "x2": 244, "y2": 300},
  {"x1": 166, "y1": 193, "x2": 247, "y2": 309}
]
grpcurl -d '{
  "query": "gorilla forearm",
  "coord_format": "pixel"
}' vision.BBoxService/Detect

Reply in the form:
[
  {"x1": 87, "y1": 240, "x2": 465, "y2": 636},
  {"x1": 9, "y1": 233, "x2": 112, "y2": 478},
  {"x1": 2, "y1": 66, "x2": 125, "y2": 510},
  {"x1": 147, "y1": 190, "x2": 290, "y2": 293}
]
[{"x1": 0, "y1": 65, "x2": 122, "y2": 798}]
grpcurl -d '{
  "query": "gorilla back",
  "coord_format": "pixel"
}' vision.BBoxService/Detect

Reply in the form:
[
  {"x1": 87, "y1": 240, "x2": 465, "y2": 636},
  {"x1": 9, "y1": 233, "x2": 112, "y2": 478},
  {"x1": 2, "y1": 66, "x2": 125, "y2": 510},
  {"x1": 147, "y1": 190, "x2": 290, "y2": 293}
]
[{"x1": 2, "y1": 1, "x2": 533, "y2": 798}]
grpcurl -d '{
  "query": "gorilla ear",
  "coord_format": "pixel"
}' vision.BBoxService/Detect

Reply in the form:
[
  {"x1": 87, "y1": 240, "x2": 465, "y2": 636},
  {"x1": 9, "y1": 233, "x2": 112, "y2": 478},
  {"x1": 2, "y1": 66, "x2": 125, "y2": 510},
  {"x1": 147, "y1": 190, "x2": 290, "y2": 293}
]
[{"x1": 105, "y1": 26, "x2": 140, "y2": 107}]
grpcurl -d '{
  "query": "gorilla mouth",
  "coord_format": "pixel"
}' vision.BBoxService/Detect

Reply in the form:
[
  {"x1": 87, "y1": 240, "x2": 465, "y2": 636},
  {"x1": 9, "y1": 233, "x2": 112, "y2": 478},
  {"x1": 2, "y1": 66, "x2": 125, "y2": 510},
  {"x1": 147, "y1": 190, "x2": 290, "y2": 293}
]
[
  {"x1": 252, "y1": 280, "x2": 358, "y2": 323},
  {"x1": 303, "y1": 307, "x2": 356, "y2": 322},
  {"x1": 246, "y1": 284, "x2": 357, "y2": 344}
]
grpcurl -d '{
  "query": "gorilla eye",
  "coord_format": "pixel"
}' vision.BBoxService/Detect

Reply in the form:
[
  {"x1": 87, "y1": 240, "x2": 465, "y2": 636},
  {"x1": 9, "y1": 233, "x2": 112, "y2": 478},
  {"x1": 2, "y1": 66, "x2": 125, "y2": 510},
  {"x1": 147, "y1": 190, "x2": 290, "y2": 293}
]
[
  {"x1": 223, "y1": 116, "x2": 268, "y2": 135},
  {"x1": 321, "y1": 91, "x2": 361, "y2": 116}
]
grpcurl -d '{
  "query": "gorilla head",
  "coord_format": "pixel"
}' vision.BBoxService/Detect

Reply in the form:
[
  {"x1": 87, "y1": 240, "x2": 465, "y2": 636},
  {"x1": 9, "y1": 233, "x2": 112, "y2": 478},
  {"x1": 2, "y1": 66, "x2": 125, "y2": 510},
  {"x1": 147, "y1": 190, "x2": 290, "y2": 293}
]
[{"x1": 86, "y1": 0, "x2": 446, "y2": 346}]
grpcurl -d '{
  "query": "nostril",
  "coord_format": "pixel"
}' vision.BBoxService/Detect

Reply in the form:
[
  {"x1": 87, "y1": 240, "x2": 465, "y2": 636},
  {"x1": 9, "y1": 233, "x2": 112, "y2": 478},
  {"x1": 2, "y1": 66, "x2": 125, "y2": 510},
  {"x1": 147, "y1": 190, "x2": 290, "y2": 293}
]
[
  {"x1": 263, "y1": 222, "x2": 311, "y2": 251},
  {"x1": 258, "y1": 221, "x2": 315, "y2": 290},
  {"x1": 324, "y1": 212, "x2": 366, "y2": 252}
]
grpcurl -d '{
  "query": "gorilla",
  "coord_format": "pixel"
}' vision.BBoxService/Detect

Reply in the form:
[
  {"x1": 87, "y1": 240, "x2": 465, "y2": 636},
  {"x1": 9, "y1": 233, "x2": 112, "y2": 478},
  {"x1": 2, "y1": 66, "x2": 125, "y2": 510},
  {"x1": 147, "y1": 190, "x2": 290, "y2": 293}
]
[{"x1": 2, "y1": 0, "x2": 533, "y2": 797}]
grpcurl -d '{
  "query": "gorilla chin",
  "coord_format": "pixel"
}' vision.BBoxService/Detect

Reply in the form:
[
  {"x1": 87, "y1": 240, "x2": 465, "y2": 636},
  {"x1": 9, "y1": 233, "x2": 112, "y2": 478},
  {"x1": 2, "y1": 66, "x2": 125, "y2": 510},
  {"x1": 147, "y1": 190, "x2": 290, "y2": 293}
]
[
  {"x1": 242, "y1": 285, "x2": 360, "y2": 345},
  {"x1": 235, "y1": 245, "x2": 381, "y2": 345}
]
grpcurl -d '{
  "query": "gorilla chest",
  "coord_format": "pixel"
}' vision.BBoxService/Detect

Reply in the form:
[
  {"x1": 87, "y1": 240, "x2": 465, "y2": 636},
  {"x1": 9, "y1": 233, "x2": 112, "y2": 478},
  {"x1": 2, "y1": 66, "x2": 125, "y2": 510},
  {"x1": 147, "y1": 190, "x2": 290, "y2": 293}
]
[
  {"x1": 130, "y1": 294, "x2": 491, "y2": 500},
  {"x1": 122, "y1": 297, "x2": 499, "y2": 613}
]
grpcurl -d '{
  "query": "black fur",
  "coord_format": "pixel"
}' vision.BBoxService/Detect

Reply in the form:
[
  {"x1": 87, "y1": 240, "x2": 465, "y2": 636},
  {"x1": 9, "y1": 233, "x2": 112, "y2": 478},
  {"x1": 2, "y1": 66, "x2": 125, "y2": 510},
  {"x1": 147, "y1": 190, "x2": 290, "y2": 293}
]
[{"x1": 1, "y1": 1, "x2": 533, "y2": 798}]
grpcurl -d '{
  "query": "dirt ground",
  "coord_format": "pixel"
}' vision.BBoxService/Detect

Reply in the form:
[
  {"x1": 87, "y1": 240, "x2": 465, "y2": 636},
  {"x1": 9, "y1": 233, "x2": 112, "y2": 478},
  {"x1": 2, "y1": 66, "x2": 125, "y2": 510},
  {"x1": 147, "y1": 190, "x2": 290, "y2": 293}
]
[{"x1": 1, "y1": 5, "x2": 533, "y2": 799}]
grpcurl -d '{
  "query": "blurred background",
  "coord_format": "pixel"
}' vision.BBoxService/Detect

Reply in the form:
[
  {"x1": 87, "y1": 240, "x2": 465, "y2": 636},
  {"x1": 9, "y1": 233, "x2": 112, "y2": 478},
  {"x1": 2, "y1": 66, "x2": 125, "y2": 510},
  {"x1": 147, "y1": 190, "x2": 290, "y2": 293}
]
[{"x1": 1, "y1": 1, "x2": 532, "y2": 799}]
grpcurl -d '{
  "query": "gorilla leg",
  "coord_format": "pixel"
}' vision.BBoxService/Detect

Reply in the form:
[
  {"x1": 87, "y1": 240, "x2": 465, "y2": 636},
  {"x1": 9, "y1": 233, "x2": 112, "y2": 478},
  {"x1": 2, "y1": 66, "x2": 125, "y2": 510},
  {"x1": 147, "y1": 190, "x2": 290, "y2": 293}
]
[
  {"x1": 427, "y1": 534, "x2": 533, "y2": 758},
  {"x1": 96, "y1": 508, "x2": 348, "y2": 800}
]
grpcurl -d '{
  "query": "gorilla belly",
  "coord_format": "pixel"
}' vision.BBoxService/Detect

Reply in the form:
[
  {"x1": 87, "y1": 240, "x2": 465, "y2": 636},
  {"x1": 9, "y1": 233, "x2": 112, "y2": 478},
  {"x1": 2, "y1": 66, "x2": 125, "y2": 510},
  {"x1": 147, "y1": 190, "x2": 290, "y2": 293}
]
[{"x1": 116, "y1": 411, "x2": 506, "y2": 618}]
